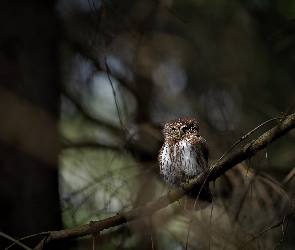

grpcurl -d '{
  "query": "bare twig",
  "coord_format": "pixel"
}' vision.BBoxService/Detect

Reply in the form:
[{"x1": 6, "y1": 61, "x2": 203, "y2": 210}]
[
  {"x1": 5, "y1": 232, "x2": 51, "y2": 250},
  {"x1": 215, "y1": 117, "x2": 282, "y2": 166},
  {"x1": 0, "y1": 231, "x2": 32, "y2": 250},
  {"x1": 281, "y1": 167, "x2": 295, "y2": 185},
  {"x1": 101, "y1": 0, "x2": 130, "y2": 144},
  {"x1": 238, "y1": 207, "x2": 294, "y2": 249}
]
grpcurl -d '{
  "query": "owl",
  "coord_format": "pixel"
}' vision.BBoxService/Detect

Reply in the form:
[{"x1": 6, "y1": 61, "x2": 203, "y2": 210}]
[{"x1": 158, "y1": 118, "x2": 212, "y2": 205}]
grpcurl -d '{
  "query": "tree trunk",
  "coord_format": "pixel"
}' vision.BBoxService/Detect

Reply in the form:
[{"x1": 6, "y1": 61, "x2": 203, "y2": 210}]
[{"x1": 0, "y1": 0, "x2": 62, "y2": 248}]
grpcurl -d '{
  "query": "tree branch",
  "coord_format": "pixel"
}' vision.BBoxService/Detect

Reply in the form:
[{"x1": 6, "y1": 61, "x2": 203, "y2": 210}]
[{"x1": 35, "y1": 113, "x2": 295, "y2": 249}]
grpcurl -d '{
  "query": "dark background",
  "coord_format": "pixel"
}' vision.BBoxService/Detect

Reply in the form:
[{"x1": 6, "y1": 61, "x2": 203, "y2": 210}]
[{"x1": 0, "y1": 0, "x2": 295, "y2": 249}]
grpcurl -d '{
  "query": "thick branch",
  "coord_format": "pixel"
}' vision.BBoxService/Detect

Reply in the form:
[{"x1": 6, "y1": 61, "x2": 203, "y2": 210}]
[{"x1": 35, "y1": 113, "x2": 295, "y2": 249}]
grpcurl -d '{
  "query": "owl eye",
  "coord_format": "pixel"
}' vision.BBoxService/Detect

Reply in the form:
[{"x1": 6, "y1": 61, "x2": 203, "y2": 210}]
[{"x1": 181, "y1": 125, "x2": 190, "y2": 133}]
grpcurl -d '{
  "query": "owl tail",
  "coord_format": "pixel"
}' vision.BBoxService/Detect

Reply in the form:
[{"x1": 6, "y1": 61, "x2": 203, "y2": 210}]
[
  {"x1": 183, "y1": 183, "x2": 213, "y2": 211},
  {"x1": 189, "y1": 183, "x2": 213, "y2": 202}
]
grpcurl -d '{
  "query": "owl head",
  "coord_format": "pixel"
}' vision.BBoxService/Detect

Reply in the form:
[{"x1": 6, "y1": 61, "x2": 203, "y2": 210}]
[{"x1": 163, "y1": 118, "x2": 200, "y2": 140}]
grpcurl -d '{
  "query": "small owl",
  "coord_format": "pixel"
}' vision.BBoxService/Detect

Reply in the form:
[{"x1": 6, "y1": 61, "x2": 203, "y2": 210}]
[{"x1": 158, "y1": 118, "x2": 212, "y2": 205}]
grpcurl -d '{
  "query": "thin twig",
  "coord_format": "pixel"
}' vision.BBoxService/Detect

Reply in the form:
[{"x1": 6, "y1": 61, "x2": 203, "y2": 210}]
[
  {"x1": 281, "y1": 167, "x2": 295, "y2": 185},
  {"x1": 0, "y1": 231, "x2": 33, "y2": 250},
  {"x1": 238, "y1": 208, "x2": 294, "y2": 249},
  {"x1": 273, "y1": 214, "x2": 289, "y2": 250},
  {"x1": 100, "y1": 0, "x2": 130, "y2": 144},
  {"x1": 148, "y1": 217, "x2": 156, "y2": 250},
  {"x1": 215, "y1": 117, "x2": 282, "y2": 166},
  {"x1": 5, "y1": 232, "x2": 50, "y2": 250}
]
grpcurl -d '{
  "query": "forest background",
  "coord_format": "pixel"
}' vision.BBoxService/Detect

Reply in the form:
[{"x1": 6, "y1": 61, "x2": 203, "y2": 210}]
[{"x1": 0, "y1": 0, "x2": 295, "y2": 249}]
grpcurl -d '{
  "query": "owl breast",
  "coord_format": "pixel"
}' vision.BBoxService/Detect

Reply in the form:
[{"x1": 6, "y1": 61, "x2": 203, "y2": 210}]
[{"x1": 159, "y1": 138, "x2": 205, "y2": 187}]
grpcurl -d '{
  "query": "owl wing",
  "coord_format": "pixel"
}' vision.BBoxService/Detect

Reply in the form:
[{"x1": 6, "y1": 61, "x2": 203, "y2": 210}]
[
  {"x1": 187, "y1": 135, "x2": 213, "y2": 205},
  {"x1": 198, "y1": 136, "x2": 210, "y2": 163},
  {"x1": 189, "y1": 135, "x2": 210, "y2": 170}
]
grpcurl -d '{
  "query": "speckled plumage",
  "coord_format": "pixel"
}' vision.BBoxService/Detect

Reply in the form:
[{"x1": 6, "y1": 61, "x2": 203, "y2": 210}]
[{"x1": 158, "y1": 118, "x2": 212, "y2": 203}]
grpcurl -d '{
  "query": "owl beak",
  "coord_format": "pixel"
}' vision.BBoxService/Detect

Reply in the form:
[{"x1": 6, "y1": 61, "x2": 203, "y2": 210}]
[{"x1": 178, "y1": 130, "x2": 182, "y2": 138}]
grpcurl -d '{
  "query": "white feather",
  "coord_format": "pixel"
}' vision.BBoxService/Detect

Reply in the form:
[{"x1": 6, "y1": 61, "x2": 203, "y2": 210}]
[{"x1": 159, "y1": 138, "x2": 203, "y2": 186}]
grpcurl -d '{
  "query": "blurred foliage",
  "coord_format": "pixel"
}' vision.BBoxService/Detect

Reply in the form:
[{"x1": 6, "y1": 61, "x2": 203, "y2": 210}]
[{"x1": 56, "y1": 0, "x2": 295, "y2": 249}]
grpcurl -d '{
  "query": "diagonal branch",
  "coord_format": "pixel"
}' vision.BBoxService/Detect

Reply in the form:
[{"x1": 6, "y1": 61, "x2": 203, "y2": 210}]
[{"x1": 35, "y1": 113, "x2": 295, "y2": 249}]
